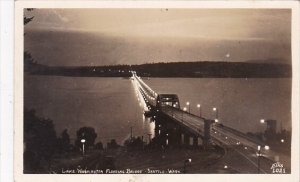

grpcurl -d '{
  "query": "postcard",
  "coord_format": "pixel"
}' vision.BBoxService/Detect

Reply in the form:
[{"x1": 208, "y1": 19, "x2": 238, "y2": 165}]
[{"x1": 14, "y1": 1, "x2": 299, "y2": 182}]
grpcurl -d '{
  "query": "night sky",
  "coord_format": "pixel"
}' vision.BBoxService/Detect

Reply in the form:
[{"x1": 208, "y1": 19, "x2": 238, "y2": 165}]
[{"x1": 24, "y1": 9, "x2": 291, "y2": 66}]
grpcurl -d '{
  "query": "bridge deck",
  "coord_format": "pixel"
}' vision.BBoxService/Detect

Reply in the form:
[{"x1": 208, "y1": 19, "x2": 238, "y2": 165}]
[{"x1": 160, "y1": 106, "x2": 206, "y2": 137}]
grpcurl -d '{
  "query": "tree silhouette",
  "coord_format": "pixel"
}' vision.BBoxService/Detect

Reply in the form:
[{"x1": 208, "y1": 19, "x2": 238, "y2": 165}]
[
  {"x1": 95, "y1": 141, "x2": 104, "y2": 150},
  {"x1": 124, "y1": 137, "x2": 143, "y2": 150},
  {"x1": 107, "y1": 139, "x2": 119, "y2": 149},
  {"x1": 24, "y1": 8, "x2": 34, "y2": 25},
  {"x1": 24, "y1": 109, "x2": 57, "y2": 173},
  {"x1": 24, "y1": 8, "x2": 36, "y2": 70},
  {"x1": 57, "y1": 129, "x2": 71, "y2": 153},
  {"x1": 75, "y1": 127, "x2": 97, "y2": 150}
]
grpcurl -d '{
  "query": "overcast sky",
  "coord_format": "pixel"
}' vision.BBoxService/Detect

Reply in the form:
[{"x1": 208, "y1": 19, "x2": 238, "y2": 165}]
[{"x1": 24, "y1": 9, "x2": 291, "y2": 66}]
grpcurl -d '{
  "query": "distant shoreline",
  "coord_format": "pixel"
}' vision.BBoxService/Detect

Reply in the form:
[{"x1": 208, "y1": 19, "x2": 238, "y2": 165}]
[{"x1": 24, "y1": 61, "x2": 292, "y2": 78}]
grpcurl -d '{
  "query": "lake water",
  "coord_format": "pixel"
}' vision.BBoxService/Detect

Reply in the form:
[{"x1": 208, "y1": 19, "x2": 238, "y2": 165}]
[{"x1": 24, "y1": 75, "x2": 291, "y2": 146}]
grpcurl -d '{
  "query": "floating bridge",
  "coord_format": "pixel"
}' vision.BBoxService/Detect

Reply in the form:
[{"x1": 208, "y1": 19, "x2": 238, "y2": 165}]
[
  {"x1": 131, "y1": 71, "x2": 214, "y2": 147},
  {"x1": 130, "y1": 71, "x2": 289, "y2": 173}
]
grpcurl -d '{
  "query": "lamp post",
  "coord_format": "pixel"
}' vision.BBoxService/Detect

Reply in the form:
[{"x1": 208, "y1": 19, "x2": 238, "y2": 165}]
[
  {"x1": 182, "y1": 107, "x2": 187, "y2": 122},
  {"x1": 213, "y1": 107, "x2": 218, "y2": 119},
  {"x1": 260, "y1": 119, "x2": 267, "y2": 133},
  {"x1": 197, "y1": 104, "x2": 201, "y2": 117},
  {"x1": 257, "y1": 145, "x2": 261, "y2": 173},
  {"x1": 166, "y1": 133, "x2": 169, "y2": 146},
  {"x1": 257, "y1": 145, "x2": 270, "y2": 173},
  {"x1": 172, "y1": 104, "x2": 176, "y2": 117},
  {"x1": 81, "y1": 139, "x2": 86, "y2": 156},
  {"x1": 183, "y1": 158, "x2": 192, "y2": 173},
  {"x1": 186, "y1": 102, "x2": 190, "y2": 113}
]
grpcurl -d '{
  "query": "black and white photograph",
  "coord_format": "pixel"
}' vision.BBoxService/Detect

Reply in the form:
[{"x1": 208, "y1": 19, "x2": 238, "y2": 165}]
[{"x1": 12, "y1": 1, "x2": 299, "y2": 181}]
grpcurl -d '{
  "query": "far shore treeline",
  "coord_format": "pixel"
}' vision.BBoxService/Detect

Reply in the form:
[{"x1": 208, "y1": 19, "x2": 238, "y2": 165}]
[{"x1": 24, "y1": 57, "x2": 291, "y2": 78}]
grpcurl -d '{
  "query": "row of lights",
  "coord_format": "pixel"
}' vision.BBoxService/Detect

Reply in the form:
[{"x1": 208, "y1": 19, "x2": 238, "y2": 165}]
[
  {"x1": 181, "y1": 101, "x2": 218, "y2": 122},
  {"x1": 131, "y1": 76, "x2": 149, "y2": 111},
  {"x1": 134, "y1": 77, "x2": 156, "y2": 101},
  {"x1": 133, "y1": 73, "x2": 157, "y2": 98},
  {"x1": 182, "y1": 102, "x2": 286, "y2": 145}
]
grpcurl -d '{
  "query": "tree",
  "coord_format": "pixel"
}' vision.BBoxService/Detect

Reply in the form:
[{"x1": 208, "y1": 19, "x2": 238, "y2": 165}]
[
  {"x1": 24, "y1": 51, "x2": 37, "y2": 72},
  {"x1": 95, "y1": 141, "x2": 104, "y2": 150},
  {"x1": 124, "y1": 137, "x2": 143, "y2": 150},
  {"x1": 24, "y1": 8, "x2": 34, "y2": 25},
  {"x1": 107, "y1": 139, "x2": 119, "y2": 149},
  {"x1": 75, "y1": 127, "x2": 97, "y2": 150},
  {"x1": 24, "y1": 109, "x2": 57, "y2": 173},
  {"x1": 57, "y1": 129, "x2": 71, "y2": 153},
  {"x1": 24, "y1": 8, "x2": 36, "y2": 71}
]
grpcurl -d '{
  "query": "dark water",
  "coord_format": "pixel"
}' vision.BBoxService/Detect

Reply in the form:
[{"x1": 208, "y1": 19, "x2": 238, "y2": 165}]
[
  {"x1": 24, "y1": 75, "x2": 155, "y2": 146},
  {"x1": 24, "y1": 75, "x2": 291, "y2": 145}
]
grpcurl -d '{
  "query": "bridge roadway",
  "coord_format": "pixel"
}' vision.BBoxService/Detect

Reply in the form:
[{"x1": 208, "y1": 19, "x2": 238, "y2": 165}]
[
  {"x1": 132, "y1": 72, "x2": 290, "y2": 173},
  {"x1": 161, "y1": 106, "x2": 206, "y2": 136},
  {"x1": 161, "y1": 106, "x2": 262, "y2": 147}
]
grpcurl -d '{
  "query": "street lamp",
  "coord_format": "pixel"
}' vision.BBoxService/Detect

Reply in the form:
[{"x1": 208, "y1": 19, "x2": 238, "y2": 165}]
[
  {"x1": 260, "y1": 119, "x2": 265, "y2": 124},
  {"x1": 166, "y1": 133, "x2": 169, "y2": 146},
  {"x1": 197, "y1": 104, "x2": 201, "y2": 117},
  {"x1": 81, "y1": 139, "x2": 86, "y2": 156},
  {"x1": 183, "y1": 158, "x2": 192, "y2": 173},
  {"x1": 186, "y1": 102, "x2": 190, "y2": 113},
  {"x1": 213, "y1": 107, "x2": 218, "y2": 119},
  {"x1": 182, "y1": 107, "x2": 187, "y2": 122},
  {"x1": 281, "y1": 139, "x2": 285, "y2": 143},
  {"x1": 257, "y1": 145, "x2": 262, "y2": 173}
]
